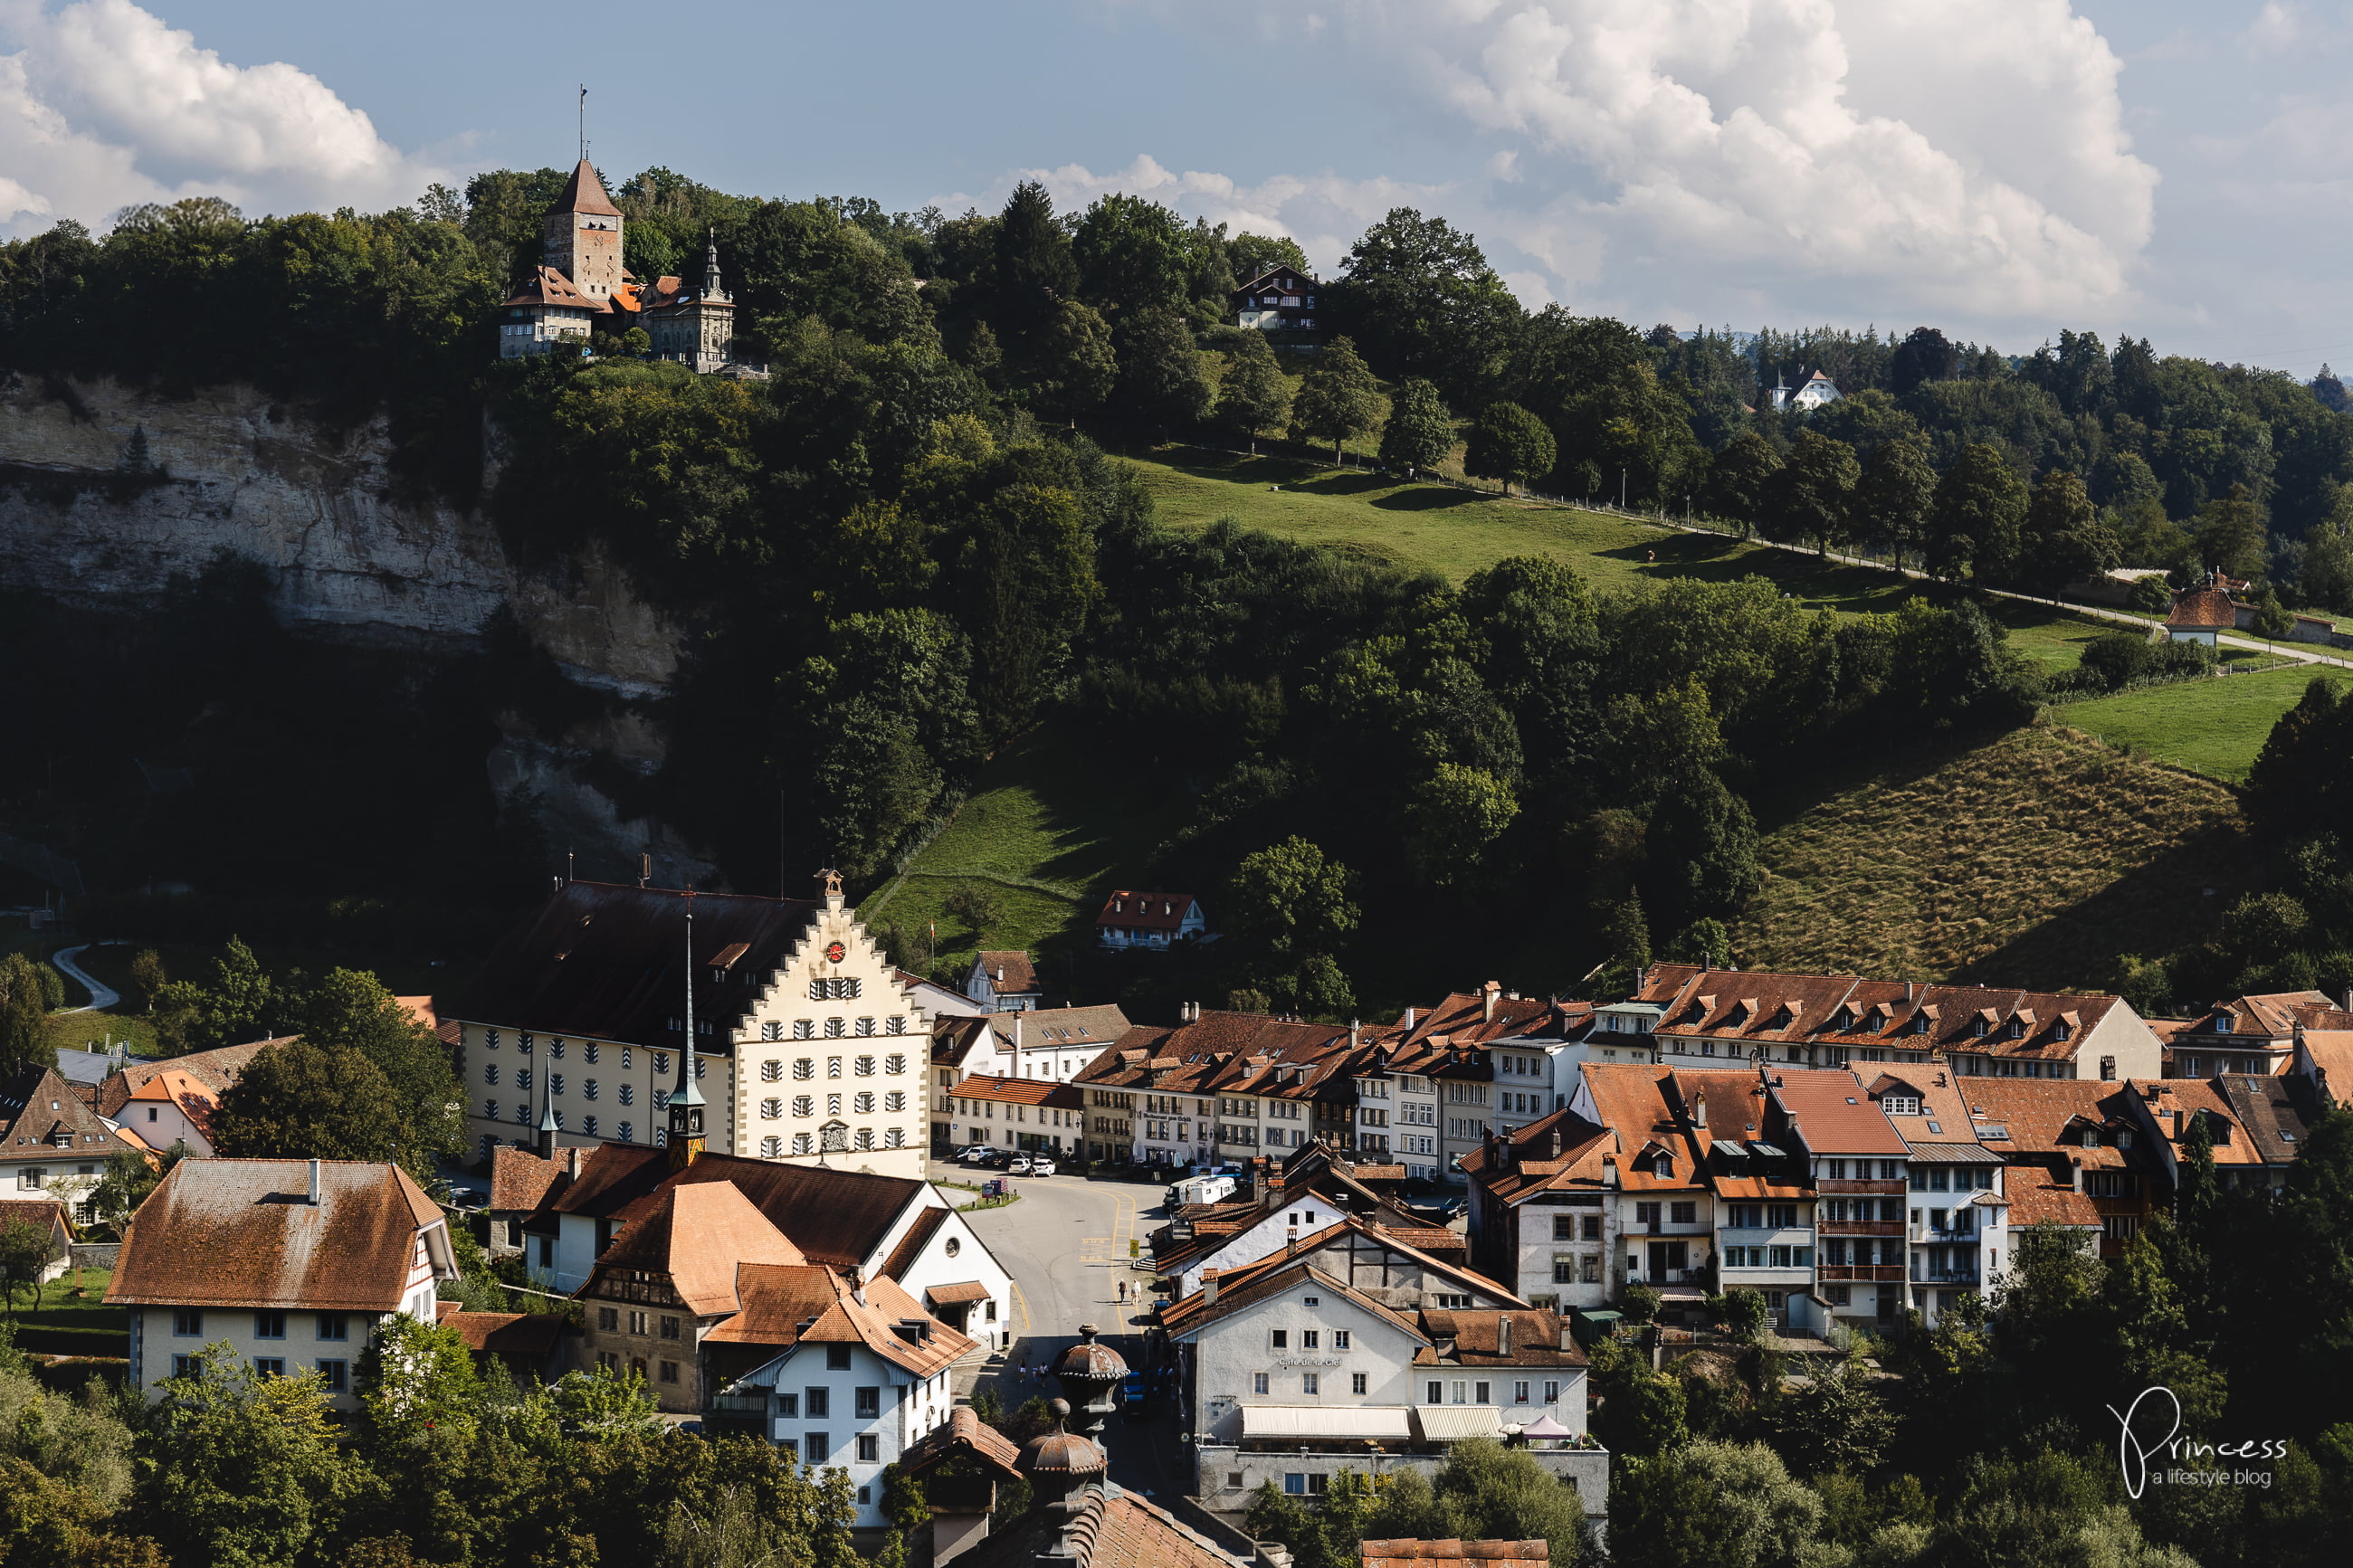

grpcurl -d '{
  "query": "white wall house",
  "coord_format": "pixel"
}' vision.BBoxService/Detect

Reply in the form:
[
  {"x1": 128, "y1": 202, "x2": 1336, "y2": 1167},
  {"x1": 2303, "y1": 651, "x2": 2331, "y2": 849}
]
[
  {"x1": 719, "y1": 1270, "x2": 972, "y2": 1535},
  {"x1": 110, "y1": 1159, "x2": 456, "y2": 1411}
]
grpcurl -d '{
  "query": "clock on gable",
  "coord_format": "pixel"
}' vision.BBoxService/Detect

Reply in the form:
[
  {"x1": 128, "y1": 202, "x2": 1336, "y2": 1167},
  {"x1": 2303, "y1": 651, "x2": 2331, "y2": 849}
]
[{"x1": 824, "y1": 941, "x2": 846, "y2": 964}]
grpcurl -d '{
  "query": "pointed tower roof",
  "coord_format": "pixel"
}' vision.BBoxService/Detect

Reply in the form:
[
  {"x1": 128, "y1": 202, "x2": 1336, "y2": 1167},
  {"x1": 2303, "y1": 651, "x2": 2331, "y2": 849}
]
[{"x1": 549, "y1": 158, "x2": 622, "y2": 219}]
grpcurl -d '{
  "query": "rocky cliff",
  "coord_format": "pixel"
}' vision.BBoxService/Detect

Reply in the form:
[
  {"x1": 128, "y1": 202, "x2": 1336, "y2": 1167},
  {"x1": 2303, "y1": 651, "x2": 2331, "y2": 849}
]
[{"x1": 0, "y1": 374, "x2": 716, "y2": 879}]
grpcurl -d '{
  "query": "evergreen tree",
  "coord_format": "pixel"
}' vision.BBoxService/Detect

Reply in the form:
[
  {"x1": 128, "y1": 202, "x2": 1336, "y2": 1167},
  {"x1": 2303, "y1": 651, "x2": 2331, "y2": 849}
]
[
  {"x1": 1377, "y1": 376, "x2": 1454, "y2": 474},
  {"x1": 988, "y1": 180, "x2": 1077, "y2": 336}
]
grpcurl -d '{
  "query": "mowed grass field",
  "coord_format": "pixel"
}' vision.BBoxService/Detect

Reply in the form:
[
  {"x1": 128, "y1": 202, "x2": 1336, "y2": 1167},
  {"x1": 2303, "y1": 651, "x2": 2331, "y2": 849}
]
[
  {"x1": 857, "y1": 731, "x2": 1186, "y2": 984},
  {"x1": 1736, "y1": 726, "x2": 2257, "y2": 988},
  {"x1": 2053, "y1": 664, "x2": 2332, "y2": 781}
]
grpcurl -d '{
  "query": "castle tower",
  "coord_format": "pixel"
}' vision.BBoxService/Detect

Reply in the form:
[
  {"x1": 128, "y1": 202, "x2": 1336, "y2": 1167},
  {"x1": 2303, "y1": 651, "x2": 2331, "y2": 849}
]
[{"x1": 542, "y1": 158, "x2": 624, "y2": 303}]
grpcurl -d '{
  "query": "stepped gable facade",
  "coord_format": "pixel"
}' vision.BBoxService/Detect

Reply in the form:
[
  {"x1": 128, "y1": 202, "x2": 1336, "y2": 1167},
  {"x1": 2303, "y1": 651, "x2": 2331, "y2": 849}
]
[{"x1": 447, "y1": 876, "x2": 930, "y2": 1178}]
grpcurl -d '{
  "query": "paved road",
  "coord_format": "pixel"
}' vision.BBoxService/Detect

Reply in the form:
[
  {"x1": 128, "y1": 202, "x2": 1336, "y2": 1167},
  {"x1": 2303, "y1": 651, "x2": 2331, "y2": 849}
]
[
  {"x1": 49, "y1": 944, "x2": 120, "y2": 1012},
  {"x1": 938, "y1": 1162, "x2": 1194, "y2": 1498}
]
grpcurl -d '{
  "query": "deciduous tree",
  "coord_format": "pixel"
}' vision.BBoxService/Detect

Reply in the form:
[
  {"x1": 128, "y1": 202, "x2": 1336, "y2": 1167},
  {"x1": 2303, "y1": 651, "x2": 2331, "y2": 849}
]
[
  {"x1": 1377, "y1": 376, "x2": 1453, "y2": 474},
  {"x1": 1215, "y1": 331, "x2": 1292, "y2": 444},
  {"x1": 1463, "y1": 402, "x2": 1556, "y2": 497},
  {"x1": 1291, "y1": 336, "x2": 1382, "y2": 463},
  {"x1": 1855, "y1": 436, "x2": 1935, "y2": 568},
  {"x1": 1927, "y1": 442, "x2": 2029, "y2": 584}
]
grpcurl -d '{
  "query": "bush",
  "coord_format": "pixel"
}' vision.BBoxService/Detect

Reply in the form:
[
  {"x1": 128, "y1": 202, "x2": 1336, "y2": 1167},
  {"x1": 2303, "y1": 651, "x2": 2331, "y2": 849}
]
[
  {"x1": 1620, "y1": 1281, "x2": 1662, "y2": 1324},
  {"x1": 2129, "y1": 574, "x2": 2174, "y2": 613},
  {"x1": 2068, "y1": 631, "x2": 2214, "y2": 696}
]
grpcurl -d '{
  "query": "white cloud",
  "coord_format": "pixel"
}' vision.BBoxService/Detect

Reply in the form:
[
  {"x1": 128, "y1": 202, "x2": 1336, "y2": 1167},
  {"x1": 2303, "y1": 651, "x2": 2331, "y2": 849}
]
[
  {"x1": 1096, "y1": 0, "x2": 2158, "y2": 330},
  {"x1": 0, "y1": 0, "x2": 447, "y2": 235}
]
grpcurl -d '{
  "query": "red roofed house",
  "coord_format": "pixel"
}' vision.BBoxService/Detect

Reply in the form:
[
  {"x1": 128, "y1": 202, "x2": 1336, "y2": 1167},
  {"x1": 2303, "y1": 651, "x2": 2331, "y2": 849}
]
[
  {"x1": 2167, "y1": 990, "x2": 2353, "y2": 1079},
  {"x1": 108, "y1": 1158, "x2": 458, "y2": 1410},
  {"x1": 1, "y1": 1064, "x2": 142, "y2": 1221},
  {"x1": 1097, "y1": 889, "x2": 1210, "y2": 950},
  {"x1": 939, "y1": 1073, "x2": 1087, "y2": 1157},
  {"x1": 117, "y1": 1068, "x2": 220, "y2": 1156},
  {"x1": 2164, "y1": 581, "x2": 2239, "y2": 645},
  {"x1": 962, "y1": 951, "x2": 1046, "y2": 1013},
  {"x1": 709, "y1": 1262, "x2": 976, "y2": 1539}
]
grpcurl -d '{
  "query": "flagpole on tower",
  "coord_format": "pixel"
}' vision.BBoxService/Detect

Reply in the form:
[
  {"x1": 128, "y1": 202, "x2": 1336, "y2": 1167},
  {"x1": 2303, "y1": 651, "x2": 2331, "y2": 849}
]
[{"x1": 577, "y1": 85, "x2": 587, "y2": 163}]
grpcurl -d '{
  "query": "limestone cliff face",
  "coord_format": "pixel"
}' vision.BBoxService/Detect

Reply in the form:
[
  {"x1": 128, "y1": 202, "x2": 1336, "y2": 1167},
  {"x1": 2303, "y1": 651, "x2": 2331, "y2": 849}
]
[{"x1": 0, "y1": 373, "x2": 717, "y2": 879}]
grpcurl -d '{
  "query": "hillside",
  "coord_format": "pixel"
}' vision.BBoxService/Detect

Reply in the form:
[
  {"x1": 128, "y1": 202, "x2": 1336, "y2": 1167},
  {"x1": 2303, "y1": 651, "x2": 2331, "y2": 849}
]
[
  {"x1": 1129, "y1": 447, "x2": 2129, "y2": 668},
  {"x1": 2053, "y1": 664, "x2": 2329, "y2": 782},
  {"x1": 1733, "y1": 725, "x2": 2257, "y2": 989}
]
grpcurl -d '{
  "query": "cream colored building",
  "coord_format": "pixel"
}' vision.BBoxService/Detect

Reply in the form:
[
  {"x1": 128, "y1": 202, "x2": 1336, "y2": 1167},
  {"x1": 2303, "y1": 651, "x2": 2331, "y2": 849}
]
[{"x1": 449, "y1": 875, "x2": 929, "y2": 1181}]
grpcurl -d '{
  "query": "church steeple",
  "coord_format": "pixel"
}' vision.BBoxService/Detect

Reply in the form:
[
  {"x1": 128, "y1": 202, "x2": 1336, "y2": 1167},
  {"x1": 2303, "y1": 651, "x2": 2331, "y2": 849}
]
[
  {"x1": 699, "y1": 228, "x2": 729, "y2": 304},
  {"x1": 668, "y1": 889, "x2": 707, "y2": 1171}
]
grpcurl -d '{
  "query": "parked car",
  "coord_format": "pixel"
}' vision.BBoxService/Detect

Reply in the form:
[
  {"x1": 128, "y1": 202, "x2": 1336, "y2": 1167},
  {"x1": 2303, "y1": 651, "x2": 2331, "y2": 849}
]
[
  {"x1": 957, "y1": 1145, "x2": 994, "y2": 1162},
  {"x1": 1007, "y1": 1154, "x2": 1033, "y2": 1174},
  {"x1": 1027, "y1": 1158, "x2": 1057, "y2": 1177}
]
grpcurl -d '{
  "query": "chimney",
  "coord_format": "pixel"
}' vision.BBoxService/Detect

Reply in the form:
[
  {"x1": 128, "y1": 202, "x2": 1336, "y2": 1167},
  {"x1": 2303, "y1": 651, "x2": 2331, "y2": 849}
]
[
  {"x1": 1905, "y1": 982, "x2": 1914, "y2": 1003},
  {"x1": 306, "y1": 1159, "x2": 321, "y2": 1206},
  {"x1": 1483, "y1": 981, "x2": 1500, "y2": 1023},
  {"x1": 1497, "y1": 1314, "x2": 1512, "y2": 1357},
  {"x1": 1203, "y1": 1269, "x2": 1220, "y2": 1307},
  {"x1": 1014, "y1": 1014, "x2": 1024, "y2": 1053},
  {"x1": 1405, "y1": 1006, "x2": 1416, "y2": 1030},
  {"x1": 1548, "y1": 1124, "x2": 1562, "y2": 1159},
  {"x1": 1692, "y1": 1093, "x2": 1708, "y2": 1129},
  {"x1": 2071, "y1": 1156, "x2": 2083, "y2": 1192},
  {"x1": 996, "y1": 965, "x2": 1005, "y2": 984}
]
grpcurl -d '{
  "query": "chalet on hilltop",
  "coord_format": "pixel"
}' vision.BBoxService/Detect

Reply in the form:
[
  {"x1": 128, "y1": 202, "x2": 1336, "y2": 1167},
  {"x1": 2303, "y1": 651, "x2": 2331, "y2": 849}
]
[{"x1": 1234, "y1": 266, "x2": 1319, "y2": 331}]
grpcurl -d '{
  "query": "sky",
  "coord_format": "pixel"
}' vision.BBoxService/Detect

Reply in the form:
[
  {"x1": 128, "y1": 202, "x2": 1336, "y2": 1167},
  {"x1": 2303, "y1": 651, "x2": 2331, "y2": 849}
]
[{"x1": 4, "y1": 0, "x2": 2352, "y2": 372}]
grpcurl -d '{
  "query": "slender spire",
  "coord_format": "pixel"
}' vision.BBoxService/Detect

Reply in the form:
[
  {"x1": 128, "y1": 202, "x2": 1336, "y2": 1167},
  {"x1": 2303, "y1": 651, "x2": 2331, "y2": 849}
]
[
  {"x1": 703, "y1": 227, "x2": 723, "y2": 296},
  {"x1": 670, "y1": 889, "x2": 706, "y2": 1169}
]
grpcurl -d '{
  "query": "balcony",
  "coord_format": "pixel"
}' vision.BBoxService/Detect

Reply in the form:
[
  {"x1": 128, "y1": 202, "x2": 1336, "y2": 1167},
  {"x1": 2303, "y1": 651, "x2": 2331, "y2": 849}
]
[
  {"x1": 1910, "y1": 1268, "x2": 1981, "y2": 1285},
  {"x1": 1909, "y1": 1223, "x2": 1979, "y2": 1244},
  {"x1": 1819, "y1": 1220, "x2": 1903, "y2": 1237},
  {"x1": 1816, "y1": 1264, "x2": 1907, "y2": 1283},
  {"x1": 1816, "y1": 1179, "x2": 1905, "y2": 1194}
]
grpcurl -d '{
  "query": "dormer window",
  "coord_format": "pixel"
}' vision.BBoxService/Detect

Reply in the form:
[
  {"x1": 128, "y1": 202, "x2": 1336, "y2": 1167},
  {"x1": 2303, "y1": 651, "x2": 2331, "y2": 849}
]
[
  {"x1": 1971, "y1": 1018, "x2": 1989, "y2": 1039},
  {"x1": 1911, "y1": 1014, "x2": 1930, "y2": 1035},
  {"x1": 1881, "y1": 1095, "x2": 1920, "y2": 1116},
  {"x1": 2082, "y1": 1130, "x2": 2101, "y2": 1147},
  {"x1": 1656, "y1": 1156, "x2": 1674, "y2": 1179},
  {"x1": 2215, "y1": 1014, "x2": 2234, "y2": 1034}
]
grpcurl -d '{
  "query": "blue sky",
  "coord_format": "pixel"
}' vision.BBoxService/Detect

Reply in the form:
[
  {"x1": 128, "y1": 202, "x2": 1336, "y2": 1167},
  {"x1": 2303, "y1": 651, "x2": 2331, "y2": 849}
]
[{"x1": 5, "y1": 0, "x2": 2352, "y2": 370}]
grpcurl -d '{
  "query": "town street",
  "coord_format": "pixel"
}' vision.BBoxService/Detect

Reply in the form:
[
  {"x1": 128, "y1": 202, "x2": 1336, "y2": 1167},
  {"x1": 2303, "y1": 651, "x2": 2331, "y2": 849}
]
[{"x1": 933, "y1": 1162, "x2": 1193, "y2": 1499}]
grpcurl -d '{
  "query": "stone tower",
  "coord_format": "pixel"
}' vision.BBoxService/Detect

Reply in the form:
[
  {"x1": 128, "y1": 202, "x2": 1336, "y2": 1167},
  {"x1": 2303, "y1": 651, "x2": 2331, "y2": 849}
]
[{"x1": 542, "y1": 159, "x2": 624, "y2": 303}]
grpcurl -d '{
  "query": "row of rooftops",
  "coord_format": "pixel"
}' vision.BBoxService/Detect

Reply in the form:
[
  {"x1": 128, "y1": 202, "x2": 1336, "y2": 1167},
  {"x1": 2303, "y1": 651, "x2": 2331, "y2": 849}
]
[
  {"x1": 1630, "y1": 965, "x2": 2132, "y2": 1062},
  {"x1": 1465, "y1": 1060, "x2": 2316, "y2": 1225}
]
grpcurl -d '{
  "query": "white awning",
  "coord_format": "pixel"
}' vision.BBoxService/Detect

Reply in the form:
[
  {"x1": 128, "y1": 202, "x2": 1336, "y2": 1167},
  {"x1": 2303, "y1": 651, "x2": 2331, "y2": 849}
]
[
  {"x1": 1414, "y1": 1405, "x2": 1504, "y2": 1442},
  {"x1": 1239, "y1": 1405, "x2": 1413, "y2": 1440}
]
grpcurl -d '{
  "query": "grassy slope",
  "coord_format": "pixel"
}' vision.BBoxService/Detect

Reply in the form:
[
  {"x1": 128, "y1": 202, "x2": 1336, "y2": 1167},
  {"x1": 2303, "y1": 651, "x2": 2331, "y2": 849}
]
[
  {"x1": 2053, "y1": 665, "x2": 2332, "y2": 782},
  {"x1": 888, "y1": 451, "x2": 2304, "y2": 992},
  {"x1": 857, "y1": 731, "x2": 1185, "y2": 985},
  {"x1": 1735, "y1": 726, "x2": 2256, "y2": 988}
]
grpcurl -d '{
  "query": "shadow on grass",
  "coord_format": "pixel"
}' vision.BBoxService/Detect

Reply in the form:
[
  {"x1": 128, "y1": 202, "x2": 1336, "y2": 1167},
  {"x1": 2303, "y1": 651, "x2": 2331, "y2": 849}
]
[{"x1": 1955, "y1": 817, "x2": 2260, "y2": 990}]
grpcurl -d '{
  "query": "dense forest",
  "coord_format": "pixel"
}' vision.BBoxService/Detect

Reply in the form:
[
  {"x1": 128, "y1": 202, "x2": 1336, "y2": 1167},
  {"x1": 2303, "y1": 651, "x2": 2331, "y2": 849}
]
[{"x1": 4, "y1": 170, "x2": 2352, "y2": 1012}]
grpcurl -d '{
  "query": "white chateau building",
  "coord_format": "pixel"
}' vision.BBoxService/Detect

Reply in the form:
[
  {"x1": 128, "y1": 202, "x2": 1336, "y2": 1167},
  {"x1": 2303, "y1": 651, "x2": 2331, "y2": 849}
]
[{"x1": 445, "y1": 874, "x2": 930, "y2": 1181}]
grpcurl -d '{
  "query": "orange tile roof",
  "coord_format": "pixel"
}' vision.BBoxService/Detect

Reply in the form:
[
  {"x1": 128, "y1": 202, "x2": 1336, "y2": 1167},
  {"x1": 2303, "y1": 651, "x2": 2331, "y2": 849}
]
[
  {"x1": 2167, "y1": 586, "x2": 2238, "y2": 629},
  {"x1": 2131, "y1": 1079, "x2": 2269, "y2": 1166},
  {"x1": 2004, "y1": 1181, "x2": 2103, "y2": 1228},
  {"x1": 1956, "y1": 1079, "x2": 2142, "y2": 1167},
  {"x1": 581, "y1": 1182, "x2": 805, "y2": 1316},
  {"x1": 1767, "y1": 1071, "x2": 1908, "y2": 1155},
  {"x1": 707, "y1": 1262, "x2": 975, "y2": 1375},
  {"x1": 948, "y1": 1072, "x2": 1084, "y2": 1110},
  {"x1": 0, "y1": 1197, "x2": 75, "y2": 1242},
  {"x1": 2299, "y1": 1031, "x2": 2353, "y2": 1106},
  {"x1": 900, "y1": 1405, "x2": 1022, "y2": 1480},
  {"x1": 99, "y1": 1039, "x2": 278, "y2": 1118}
]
